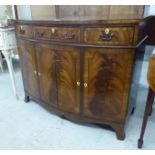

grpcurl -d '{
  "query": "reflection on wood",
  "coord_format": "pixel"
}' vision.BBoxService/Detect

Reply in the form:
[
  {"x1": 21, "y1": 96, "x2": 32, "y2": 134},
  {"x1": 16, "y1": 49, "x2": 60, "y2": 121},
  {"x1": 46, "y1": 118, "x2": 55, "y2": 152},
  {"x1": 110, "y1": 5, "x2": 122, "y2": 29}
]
[
  {"x1": 36, "y1": 44, "x2": 57, "y2": 107},
  {"x1": 56, "y1": 5, "x2": 144, "y2": 19}
]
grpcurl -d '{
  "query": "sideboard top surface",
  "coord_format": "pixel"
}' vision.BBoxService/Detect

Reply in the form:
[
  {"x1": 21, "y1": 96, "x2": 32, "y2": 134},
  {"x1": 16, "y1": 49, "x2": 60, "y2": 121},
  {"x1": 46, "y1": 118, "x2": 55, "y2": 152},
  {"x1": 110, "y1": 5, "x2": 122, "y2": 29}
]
[{"x1": 13, "y1": 17, "x2": 143, "y2": 25}]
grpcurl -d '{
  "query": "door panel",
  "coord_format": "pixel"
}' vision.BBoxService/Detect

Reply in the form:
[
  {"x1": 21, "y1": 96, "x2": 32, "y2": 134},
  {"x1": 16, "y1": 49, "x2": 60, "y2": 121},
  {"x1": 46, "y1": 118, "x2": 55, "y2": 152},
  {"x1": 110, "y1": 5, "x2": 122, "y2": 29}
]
[
  {"x1": 54, "y1": 46, "x2": 80, "y2": 114},
  {"x1": 18, "y1": 40, "x2": 39, "y2": 98},
  {"x1": 35, "y1": 44, "x2": 57, "y2": 107},
  {"x1": 83, "y1": 48, "x2": 135, "y2": 122}
]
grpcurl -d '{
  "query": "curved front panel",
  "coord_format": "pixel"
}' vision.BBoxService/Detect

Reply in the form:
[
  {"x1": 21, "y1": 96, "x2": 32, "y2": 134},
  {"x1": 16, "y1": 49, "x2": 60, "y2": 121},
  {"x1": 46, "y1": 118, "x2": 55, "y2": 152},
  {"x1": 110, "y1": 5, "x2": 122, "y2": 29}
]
[
  {"x1": 15, "y1": 19, "x2": 144, "y2": 140},
  {"x1": 83, "y1": 48, "x2": 135, "y2": 122}
]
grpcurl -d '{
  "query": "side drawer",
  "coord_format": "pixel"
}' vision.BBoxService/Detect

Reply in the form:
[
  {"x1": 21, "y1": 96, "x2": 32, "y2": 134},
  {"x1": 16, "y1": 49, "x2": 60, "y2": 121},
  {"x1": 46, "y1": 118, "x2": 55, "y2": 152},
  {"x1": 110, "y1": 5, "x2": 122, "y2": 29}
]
[
  {"x1": 84, "y1": 27, "x2": 135, "y2": 45},
  {"x1": 16, "y1": 25, "x2": 33, "y2": 38},
  {"x1": 34, "y1": 27, "x2": 81, "y2": 43}
]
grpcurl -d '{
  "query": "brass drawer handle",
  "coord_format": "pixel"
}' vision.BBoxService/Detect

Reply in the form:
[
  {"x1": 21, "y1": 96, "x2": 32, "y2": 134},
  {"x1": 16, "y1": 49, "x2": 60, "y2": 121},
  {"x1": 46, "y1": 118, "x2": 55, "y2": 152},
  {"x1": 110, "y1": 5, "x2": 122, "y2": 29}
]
[
  {"x1": 64, "y1": 33, "x2": 76, "y2": 39},
  {"x1": 34, "y1": 70, "x2": 41, "y2": 76},
  {"x1": 51, "y1": 33, "x2": 58, "y2": 39},
  {"x1": 34, "y1": 70, "x2": 37, "y2": 75},
  {"x1": 19, "y1": 27, "x2": 25, "y2": 34},
  {"x1": 99, "y1": 28, "x2": 115, "y2": 41},
  {"x1": 36, "y1": 31, "x2": 45, "y2": 38},
  {"x1": 77, "y1": 81, "x2": 80, "y2": 86},
  {"x1": 84, "y1": 83, "x2": 87, "y2": 88},
  {"x1": 51, "y1": 32, "x2": 76, "y2": 40}
]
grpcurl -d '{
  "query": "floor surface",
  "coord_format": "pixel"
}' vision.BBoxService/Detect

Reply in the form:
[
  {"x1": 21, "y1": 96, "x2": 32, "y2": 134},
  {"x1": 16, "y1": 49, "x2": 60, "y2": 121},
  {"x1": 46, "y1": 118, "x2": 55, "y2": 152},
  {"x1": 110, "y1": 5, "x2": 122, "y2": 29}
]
[{"x1": 0, "y1": 59, "x2": 155, "y2": 150}]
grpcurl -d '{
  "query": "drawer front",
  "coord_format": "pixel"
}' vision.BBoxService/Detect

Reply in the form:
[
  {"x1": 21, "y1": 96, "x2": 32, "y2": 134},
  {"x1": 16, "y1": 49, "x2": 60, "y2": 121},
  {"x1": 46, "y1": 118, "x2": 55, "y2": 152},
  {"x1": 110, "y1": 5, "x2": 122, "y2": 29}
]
[
  {"x1": 16, "y1": 25, "x2": 33, "y2": 38},
  {"x1": 34, "y1": 27, "x2": 80, "y2": 42},
  {"x1": 84, "y1": 27, "x2": 135, "y2": 45}
]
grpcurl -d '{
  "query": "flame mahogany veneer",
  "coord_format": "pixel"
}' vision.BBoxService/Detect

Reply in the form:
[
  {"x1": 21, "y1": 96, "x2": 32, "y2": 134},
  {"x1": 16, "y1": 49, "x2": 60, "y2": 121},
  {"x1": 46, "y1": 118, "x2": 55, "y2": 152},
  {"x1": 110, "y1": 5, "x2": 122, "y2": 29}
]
[{"x1": 14, "y1": 18, "x2": 147, "y2": 140}]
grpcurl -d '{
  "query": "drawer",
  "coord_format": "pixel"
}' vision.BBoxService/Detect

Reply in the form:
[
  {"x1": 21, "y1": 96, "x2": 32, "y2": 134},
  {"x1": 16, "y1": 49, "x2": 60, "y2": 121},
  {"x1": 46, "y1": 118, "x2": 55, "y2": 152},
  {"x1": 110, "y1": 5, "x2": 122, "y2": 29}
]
[
  {"x1": 34, "y1": 27, "x2": 80, "y2": 42},
  {"x1": 84, "y1": 27, "x2": 135, "y2": 45},
  {"x1": 16, "y1": 25, "x2": 33, "y2": 38}
]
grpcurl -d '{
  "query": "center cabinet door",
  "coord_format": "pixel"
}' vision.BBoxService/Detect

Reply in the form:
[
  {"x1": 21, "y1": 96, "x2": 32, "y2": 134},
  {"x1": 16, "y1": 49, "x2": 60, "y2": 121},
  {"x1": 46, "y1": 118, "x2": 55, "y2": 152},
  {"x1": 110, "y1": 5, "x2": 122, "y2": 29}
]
[
  {"x1": 54, "y1": 45, "x2": 81, "y2": 114},
  {"x1": 35, "y1": 44, "x2": 81, "y2": 113},
  {"x1": 83, "y1": 48, "x2": 135, "y2": 122}
]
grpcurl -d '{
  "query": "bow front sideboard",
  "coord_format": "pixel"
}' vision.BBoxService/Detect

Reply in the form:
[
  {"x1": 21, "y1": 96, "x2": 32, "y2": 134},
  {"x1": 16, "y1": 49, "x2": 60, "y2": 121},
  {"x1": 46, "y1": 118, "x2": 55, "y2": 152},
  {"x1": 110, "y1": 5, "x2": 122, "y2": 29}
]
[{"x1": 14, "y1": 18, "x2": 147, "y2": 140}]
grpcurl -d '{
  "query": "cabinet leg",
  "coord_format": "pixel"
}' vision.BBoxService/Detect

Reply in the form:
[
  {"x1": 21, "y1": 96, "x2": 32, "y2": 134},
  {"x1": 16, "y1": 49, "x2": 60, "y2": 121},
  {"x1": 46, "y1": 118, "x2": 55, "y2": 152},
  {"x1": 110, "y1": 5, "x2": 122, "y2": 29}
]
[
  {"x1": 137, "y1": 87, "x2": 155, "y2": 148},
  {"x1": 149, "y1": 106, "x2": 153, "y2": 116},
  {"x1": 60, "y1": 115, "x2": 66, "y2": 119},
  {"x1": 131, "y1": 107, "x2": 135, "y2": 115},
  {"x1": 24, "y1": 94, "x2": 30, "y2": 103},
  {"x1": 112, "y1": 124, "x2": 125, "y2": 140}
]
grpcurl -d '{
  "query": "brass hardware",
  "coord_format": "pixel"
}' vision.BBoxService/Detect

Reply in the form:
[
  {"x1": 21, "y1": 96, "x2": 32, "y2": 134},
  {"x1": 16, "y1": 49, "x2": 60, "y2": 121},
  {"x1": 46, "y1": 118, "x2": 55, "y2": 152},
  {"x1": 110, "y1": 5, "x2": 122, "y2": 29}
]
[
  {"x1": 51, "y1": 28, "x2": 55, "y2": 33},
  {"x1": 19, "y1": 26, "x2": 25, "y2": 34},
  {"x1": 38, "y1": 72, "x2": 41, "y2": 76},
  {"x1": 84, "y1": 83, "x2": 87, "y2": 88},
  {"x1": 99, "y1": 28, "x2": 114, "y2": 41},
  {"x1": 64, "y1": 33, "x2": 76, "y2": 39},
  {"x1": 36, "y1": 31, "x2": 44, "y2": 37},
  {"x1": 105, "y1": 28, "x2": 110, "y2": 34},
  {"x1": 34, "y1": 70, "x2": 41, "y2": 76},
  {"x1": 34, "y1": 70, "x2": 37, "y2": 75},
  {"x1": 77, "y1": 81, "x2": 80, "y2": 86}
]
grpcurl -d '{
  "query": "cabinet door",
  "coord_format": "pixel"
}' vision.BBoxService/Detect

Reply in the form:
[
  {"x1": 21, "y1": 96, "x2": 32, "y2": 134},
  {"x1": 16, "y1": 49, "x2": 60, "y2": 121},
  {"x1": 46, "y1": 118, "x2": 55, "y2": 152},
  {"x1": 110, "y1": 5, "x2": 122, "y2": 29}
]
[
  {"x1": 18, "y1": 40, "x2": 39, "y2": 99},
  {"x1": 54, "y1": 45, "x2": 81, "y2": 114},
  {"x1": 35, "y1": 44, "x2": 57, "y2": 107},
  {"x1": 83, "y1": 48, "x2": 135, "y2": 122}
]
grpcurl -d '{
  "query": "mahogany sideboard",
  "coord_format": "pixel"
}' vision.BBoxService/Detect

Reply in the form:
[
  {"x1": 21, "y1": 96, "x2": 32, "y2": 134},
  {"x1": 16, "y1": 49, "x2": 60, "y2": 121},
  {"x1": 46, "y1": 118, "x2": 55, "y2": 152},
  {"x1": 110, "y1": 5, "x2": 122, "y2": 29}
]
[{"x1": 14, "y1": 18, "x2": 147, "y2": 140}]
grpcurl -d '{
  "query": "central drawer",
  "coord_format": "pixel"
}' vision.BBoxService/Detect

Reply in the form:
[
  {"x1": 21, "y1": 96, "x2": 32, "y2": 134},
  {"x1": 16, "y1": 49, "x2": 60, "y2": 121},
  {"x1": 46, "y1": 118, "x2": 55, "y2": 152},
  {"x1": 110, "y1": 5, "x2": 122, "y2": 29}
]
[
  {"x1": 84, "y1": 27, "x2": 135, "y2": 45},
  {"x1": 34, "y1": 27, "x2": 81, "y2": 42}
]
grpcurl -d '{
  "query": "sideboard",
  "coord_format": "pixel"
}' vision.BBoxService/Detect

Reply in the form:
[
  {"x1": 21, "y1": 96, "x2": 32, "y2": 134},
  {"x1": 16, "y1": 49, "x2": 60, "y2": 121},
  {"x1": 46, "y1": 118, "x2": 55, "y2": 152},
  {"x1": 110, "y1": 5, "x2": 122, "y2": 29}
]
[{"x1": 14, "y1": 18, "x2": 147, "y2": 140}]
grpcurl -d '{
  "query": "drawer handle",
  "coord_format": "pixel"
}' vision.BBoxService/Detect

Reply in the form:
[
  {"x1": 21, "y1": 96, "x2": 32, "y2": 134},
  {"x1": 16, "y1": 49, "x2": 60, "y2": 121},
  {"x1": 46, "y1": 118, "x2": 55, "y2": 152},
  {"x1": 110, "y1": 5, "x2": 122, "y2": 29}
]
[
  {"x1": 99, "y1": 28, "x2": 115, "y2": 41},
  {"x1": 51, "y1": 33, "x2": 76, "y2": 40},
  {"x1": 34, "y1": 70, "x2": 41, "y2": 76},
  {"x1": 51, "y1": 33, "x2": 58, "y2": 39},
  {"x1": 19, "y1": 29, "x2": 25, "y2": 35},
  {"x1": 34, "y1": 70, "x2": 37, "y2": 75},
  {"x1": 64, "y1": 33, "x2": 76, "y2": 40},
  {"x1": 36, "y1": 31, "x2": 45, "y2": 38}
]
